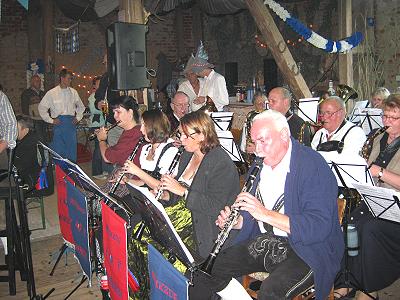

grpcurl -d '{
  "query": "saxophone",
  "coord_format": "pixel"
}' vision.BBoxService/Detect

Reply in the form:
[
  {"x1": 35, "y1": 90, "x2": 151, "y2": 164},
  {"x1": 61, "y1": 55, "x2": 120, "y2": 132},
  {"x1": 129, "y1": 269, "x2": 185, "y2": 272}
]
[
  {"x1": 243, "y1": 110, "x2": 261, "y2": 167},
  {"x1": 360, "y1": 126, "x2": 388, "y2": 160},
  {"x1": 200, "y1": 158, "x2": 263, "y2": 275}
]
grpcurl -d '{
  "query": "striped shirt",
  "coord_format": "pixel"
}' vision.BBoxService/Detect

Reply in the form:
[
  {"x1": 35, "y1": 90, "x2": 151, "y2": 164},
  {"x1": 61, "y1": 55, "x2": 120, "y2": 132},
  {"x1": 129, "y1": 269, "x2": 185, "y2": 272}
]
[{"x1": 0, "y1": 91, "x2": 17, "y2": 149}]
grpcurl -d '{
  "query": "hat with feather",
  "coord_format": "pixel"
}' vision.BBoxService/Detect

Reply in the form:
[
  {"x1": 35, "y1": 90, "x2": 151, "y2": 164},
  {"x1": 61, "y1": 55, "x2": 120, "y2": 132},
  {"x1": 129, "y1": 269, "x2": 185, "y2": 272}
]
[{"x1": 191, "y1": 41, "x2": 214, "y2": 73}]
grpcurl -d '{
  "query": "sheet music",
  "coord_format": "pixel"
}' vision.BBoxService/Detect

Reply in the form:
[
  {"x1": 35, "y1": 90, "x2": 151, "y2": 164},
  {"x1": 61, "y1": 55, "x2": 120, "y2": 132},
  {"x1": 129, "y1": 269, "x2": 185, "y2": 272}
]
[
  {"x1": 349, "y1": 100, "x2": 369, "y2": 123},
  {"x1": 298, "y1": 97, "x2": 319, "y2": 123},
  {"x1": 217, "y1": 131, "x2": 244, "y2": 162},
  {"x1": 354, "y1": 108, "x2": 383, "y2": 135},
  {"x1": 127, "y1": 184, "x2": 195, "y2": 264},
  {"x1": 210, "y1": 112, "x2": 234, "y2": 131},
  {"x1": 353, "y1": 183, "x2": 400, "y2": 223}
]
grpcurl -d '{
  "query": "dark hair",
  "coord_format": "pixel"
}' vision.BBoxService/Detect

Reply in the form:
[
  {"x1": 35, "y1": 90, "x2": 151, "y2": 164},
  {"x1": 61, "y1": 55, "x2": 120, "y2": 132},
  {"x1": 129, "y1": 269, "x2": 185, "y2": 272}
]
[
  {"x1": 92, "y1": 76, "x2": 101, "y2": 86},
  {"x1": 180, "y1": 111, "x2": 219, "y2": 154},
  {"x1": 383, "y1": 93, "x2": 400, "y2": 111},
  {"x1": 16, "y1": 115, "x2": 34, "y2": 129},
  {"x1": 142, "y1": 109, "x2": 171, "y2": 143},
  {"x1": 59, "y1": 68, "x2": 73, "y2": 79},
  {"x1": 111, "y1": 95, "x2": 140, "y2": 123}
]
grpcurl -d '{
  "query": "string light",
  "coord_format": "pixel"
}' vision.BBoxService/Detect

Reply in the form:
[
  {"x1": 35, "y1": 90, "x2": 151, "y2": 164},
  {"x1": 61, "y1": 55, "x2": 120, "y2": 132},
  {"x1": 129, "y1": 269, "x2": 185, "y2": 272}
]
[
  {"x1": 58, "y1": 64, "x2": 98, "y2": 95},
  {"x1": 255, "y1": 24, "x2": 313, "y2": 49}
]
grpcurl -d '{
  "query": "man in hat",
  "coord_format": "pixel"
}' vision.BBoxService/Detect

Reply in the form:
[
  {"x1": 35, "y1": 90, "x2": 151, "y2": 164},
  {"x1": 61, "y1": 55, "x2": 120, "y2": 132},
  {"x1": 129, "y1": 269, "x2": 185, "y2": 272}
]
[{"x1": 191, "y1": 42, "x2": 229, "y2": 111}]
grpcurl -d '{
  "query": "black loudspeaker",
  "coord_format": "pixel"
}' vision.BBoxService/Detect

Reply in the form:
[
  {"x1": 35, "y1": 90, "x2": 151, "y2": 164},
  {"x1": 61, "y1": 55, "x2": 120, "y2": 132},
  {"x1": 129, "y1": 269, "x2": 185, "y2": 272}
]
[{"x1": 106, "y1": 22, "x2": 150, "y2": 90}]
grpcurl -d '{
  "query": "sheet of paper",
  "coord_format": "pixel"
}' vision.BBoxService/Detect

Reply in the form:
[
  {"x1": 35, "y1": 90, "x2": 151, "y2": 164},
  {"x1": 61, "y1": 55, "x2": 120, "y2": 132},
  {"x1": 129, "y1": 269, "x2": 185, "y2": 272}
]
[
  {"x1": 352, "y1": 183, "x2": 400, "y2": 223},
  {"x1": 217, "y1": 130, "x2": 244, "y2": 162},
  {"x1": 298, "y1": 97, "x2": 319, "y2": 123}
]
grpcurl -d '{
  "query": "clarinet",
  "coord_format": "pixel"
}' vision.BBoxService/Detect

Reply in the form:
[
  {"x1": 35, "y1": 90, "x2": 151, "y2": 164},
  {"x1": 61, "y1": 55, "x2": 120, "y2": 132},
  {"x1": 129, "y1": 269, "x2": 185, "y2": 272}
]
[
  {"x1": 154, "y1": 146, "x2": 184, "y2": 201},
  {"x1": 108, "y1": 137, "x2": 145, "y2": 195},
  {"x1": 201, "y1": 157, "x2": 263, "y2": 275},
  {"x1": 134, "y1": 146, "x2": 185, "y2": 241}
]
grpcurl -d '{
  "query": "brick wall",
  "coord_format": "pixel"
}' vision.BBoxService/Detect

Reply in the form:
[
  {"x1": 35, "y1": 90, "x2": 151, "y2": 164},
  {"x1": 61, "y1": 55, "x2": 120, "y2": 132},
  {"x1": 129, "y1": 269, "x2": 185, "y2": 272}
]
[{"x1": 0, "y1": 0, "x2": 28, "y2": 111}]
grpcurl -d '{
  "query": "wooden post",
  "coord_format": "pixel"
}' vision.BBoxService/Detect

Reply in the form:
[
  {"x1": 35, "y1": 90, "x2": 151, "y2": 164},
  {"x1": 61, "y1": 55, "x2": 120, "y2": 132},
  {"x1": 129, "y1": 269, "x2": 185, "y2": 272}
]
[
  {"x1": 338, "y1": 0, "x2": 354, "y2": 87},
  {"x1": 119, "y1": 0, "x2": 148, "y2": 108},
  {"x1": 42, "y1": 0, "x2": 55, "y2": 90},
  {"x1": 27, "y1": 0, "x2": 42, "y2": 62},
  {"x1": 244, "y1": 0, "x2": 312, "y2": 99}
]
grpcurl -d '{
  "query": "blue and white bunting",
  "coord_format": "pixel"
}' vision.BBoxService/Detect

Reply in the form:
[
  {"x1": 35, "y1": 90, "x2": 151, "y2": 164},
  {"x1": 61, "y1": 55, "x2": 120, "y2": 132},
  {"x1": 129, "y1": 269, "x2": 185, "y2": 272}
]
[{"x1": 264, "y1": 0, "x2": 363, "y2": 53}]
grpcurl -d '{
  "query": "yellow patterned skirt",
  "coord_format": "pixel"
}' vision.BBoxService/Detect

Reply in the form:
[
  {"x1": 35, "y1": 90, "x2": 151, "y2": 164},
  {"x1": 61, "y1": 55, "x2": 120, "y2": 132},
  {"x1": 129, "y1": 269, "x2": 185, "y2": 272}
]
[{"x1": 128, "y1": 197, "x2": 193, "y2": 298}]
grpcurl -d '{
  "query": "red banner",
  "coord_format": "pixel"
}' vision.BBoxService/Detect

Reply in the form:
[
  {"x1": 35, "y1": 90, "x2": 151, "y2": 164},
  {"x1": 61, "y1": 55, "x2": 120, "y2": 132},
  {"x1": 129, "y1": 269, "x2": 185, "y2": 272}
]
[
  {"x1": 102, "y1": 202, "x2": 128, "y2": 300},
  {"x1": 55, "y1": 165, "x2": 74, "y2": 244}
]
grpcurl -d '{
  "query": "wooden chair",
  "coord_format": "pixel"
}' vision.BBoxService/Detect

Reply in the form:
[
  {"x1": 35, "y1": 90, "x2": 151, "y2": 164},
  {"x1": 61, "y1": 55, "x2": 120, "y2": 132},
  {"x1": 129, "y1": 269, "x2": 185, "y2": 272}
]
[{"x1": 242, "y1": 198, "x2": 346, "y2": 299}]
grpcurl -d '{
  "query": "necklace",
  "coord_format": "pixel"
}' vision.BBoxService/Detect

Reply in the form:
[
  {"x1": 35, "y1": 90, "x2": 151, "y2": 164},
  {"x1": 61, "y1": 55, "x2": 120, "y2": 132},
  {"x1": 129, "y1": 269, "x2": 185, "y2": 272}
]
[{"x1": 147, "y1": 143, "x2": 160, "y2": 161}]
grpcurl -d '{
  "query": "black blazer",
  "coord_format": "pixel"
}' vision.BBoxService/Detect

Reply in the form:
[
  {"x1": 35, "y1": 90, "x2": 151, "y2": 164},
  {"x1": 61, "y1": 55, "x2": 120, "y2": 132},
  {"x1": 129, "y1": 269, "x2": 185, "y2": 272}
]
[{"x1": 171, "y1": 146, "x2": 240, "y2": 258}]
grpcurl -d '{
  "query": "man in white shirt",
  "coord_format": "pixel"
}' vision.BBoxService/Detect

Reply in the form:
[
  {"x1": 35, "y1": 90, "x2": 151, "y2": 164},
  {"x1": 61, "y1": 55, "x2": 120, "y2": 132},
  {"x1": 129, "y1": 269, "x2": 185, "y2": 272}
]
[
  {"x1": 38, "y1": 69, "x2": 85, "y2": 162},
  {"x1": 312, "y1": 96, "x2": 366, "y2": 155},
  {"x1": 191, "y1": 58, "x2": 229, "y2": 111}
]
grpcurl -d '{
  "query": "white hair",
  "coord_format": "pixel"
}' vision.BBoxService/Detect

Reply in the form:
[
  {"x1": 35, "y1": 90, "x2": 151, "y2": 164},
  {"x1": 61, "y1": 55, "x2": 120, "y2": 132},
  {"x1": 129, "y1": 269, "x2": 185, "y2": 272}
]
[{"x1": 252, "y1": 109, "x2": 291, "y2": 135}]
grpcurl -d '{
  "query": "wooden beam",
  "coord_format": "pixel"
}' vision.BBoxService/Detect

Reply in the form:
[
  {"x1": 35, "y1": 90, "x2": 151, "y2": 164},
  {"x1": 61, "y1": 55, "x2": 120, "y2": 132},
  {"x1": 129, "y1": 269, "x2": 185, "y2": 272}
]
[
  {"x1": 42, "y1": 0, "x2": 55, "y2": 90},
  {"x1": 244, "y1": 0, "x2": 312, "y2": 99},
  {"x1": 338, "y1": 0, "x2": 354, "y2": 87}
]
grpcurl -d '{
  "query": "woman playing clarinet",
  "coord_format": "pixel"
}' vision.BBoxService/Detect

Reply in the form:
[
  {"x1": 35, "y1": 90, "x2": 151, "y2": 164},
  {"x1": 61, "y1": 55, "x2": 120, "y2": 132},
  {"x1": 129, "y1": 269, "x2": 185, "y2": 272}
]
[{"x1": 335, "y1": 94, "x2": 400, "y2": 300}]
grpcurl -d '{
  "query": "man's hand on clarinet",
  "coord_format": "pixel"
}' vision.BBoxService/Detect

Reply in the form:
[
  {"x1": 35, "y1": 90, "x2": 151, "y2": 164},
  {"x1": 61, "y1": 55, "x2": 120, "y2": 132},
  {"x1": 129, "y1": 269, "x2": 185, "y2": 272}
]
[
  {"x1": 215, "y1": 206, "x2": 243, "y2": 230},
  {"x1": 233, "y1": 192, "x2": 269, "y2": 223}
]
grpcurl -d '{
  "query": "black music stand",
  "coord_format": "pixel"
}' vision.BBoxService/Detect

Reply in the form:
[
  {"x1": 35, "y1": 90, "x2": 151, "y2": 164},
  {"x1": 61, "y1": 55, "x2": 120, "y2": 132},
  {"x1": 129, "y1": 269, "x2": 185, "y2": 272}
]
[
  {"x1": 126, "y1": 184, "x2": 196, "y2": 270},
  {"x1": 43, "y1": 147, "x2": 128, "y2": 299},
  {"x1": 329, "y1": 162, "x2": 377, "y2": 300},
  {"x1": 353, "y1": 108, "x2": 383, "y2": 136}
]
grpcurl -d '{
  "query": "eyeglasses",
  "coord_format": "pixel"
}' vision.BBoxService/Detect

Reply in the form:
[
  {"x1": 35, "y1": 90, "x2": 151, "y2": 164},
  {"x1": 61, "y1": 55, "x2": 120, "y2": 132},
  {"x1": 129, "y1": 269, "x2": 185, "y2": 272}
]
[
  {"x1": 173, "y1": 103, "x2": 189, "y2": 108},
  {"x1": 381, "y1": 114, "x2": 400, "y2": 121},
  {"x1": 318, "y1": 109, "x2": 342, "y2": 118},
  {"x1": 179, "y1": 131, "x2": 197, "y2": 139}
]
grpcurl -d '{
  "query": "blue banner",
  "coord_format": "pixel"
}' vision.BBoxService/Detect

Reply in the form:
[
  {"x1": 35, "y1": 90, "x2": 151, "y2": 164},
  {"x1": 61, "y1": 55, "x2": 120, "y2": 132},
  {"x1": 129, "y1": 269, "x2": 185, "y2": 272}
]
[
  {"x1": 66, "y1": 181, "x2": 91, "y2": 281},
  {"x1": 148, "y1": 244, "x2": 188, "y2": 300}
]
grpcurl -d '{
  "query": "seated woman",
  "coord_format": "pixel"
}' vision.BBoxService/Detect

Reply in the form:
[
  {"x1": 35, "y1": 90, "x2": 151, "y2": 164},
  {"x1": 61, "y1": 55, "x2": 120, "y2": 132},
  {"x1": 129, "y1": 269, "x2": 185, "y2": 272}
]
[
  {"x1": 14, "y1": 115, "x2": 41, "y2": 188},
  {"x1": 335, "y1": 93, "x2": 400, "y2": 300},
  {"x1": 122, "y1": 109, "x2": 179, "y2": 190},
  {"x1": 159, "y1": 110, "x2": 241, "y2": 258},
  {"x1": 96, "y1": 95, "x2": 144, "y2": 197}
]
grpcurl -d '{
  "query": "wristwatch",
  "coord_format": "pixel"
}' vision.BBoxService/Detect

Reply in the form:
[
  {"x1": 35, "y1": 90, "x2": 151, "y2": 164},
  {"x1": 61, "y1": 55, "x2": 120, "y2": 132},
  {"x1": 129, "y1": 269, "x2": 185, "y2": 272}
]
[{"x1": 378, "y1": 167, "x2": 384, "y2": 181}]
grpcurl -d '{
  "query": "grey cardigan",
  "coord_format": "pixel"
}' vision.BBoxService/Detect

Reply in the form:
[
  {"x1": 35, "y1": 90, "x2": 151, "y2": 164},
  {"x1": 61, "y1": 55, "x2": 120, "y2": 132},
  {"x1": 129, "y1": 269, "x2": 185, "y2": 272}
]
[{"x1": 170, "y1": 146, "x2": 240, "y2": 258}]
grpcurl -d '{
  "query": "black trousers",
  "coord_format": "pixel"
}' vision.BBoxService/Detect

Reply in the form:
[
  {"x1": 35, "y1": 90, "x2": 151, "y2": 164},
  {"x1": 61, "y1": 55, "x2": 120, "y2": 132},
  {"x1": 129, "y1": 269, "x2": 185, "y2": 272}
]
[{"x1": 190, "y1": 233, "x2": 312, "y2": 300}]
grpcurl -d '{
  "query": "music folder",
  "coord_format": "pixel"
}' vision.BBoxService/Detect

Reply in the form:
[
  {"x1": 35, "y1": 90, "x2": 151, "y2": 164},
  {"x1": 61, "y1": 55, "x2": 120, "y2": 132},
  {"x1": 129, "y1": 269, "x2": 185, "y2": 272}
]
[
  {"x1": 352, "y1": 182, "x2": 400, "y2": 224},
  {"x1": 126, "y1": 183, "x2": 195, "y2": 268}
]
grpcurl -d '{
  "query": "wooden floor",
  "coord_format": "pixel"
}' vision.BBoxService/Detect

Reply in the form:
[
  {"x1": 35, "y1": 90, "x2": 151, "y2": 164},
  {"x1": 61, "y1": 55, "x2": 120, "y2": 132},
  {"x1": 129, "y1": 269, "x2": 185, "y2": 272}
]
[{"x1": 0, "y1": 235, "x2": 102, "y2": 299}]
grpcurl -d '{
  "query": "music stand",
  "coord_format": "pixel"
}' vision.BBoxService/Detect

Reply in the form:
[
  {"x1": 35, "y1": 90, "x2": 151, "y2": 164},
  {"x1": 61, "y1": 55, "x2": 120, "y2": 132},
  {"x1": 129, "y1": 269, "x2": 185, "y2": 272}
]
[
  {"x1": 352, "y1": 108, "x2": 383, "y2": 135},
  {"x1": 352, "y1": 183, "x2": 400, "y2": 224},
  {"x1": 209, "y1": 112, "x2": 233, "y2": 132},
  {"x1": 297, "y1": 97, "x2": 319, "y2": 124},
  {"x1": 348, "y1": 100, "x2": 369, "y2": 124},
  {"x1": 126, "y1": 184, "x2": 196, "y2": 270},
  {"x1": 322, "y1": 154, "x2": 377, "y2": 300},
  {"x1": 49, "y1": 150, "x2": 133, "y2": 299}
]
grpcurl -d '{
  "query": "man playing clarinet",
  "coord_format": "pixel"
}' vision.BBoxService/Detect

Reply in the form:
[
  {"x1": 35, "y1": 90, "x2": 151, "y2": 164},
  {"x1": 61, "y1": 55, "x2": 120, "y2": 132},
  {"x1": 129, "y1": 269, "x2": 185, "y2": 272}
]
[{"x1": 190, "y1": 109, "x2": 344, "y2": 300}]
